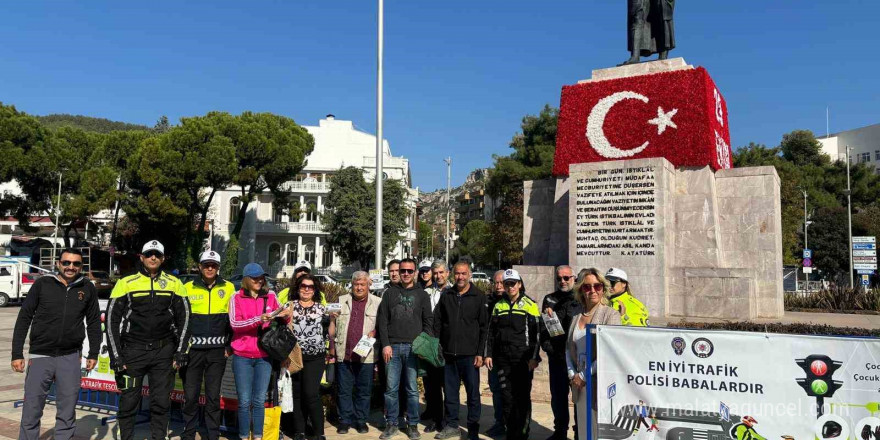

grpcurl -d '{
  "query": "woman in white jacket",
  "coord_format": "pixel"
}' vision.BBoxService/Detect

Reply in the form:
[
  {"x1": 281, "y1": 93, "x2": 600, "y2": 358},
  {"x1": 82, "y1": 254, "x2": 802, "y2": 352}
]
[{"x1": 566, "y1": 268, "x2": 620, "y2": 440}]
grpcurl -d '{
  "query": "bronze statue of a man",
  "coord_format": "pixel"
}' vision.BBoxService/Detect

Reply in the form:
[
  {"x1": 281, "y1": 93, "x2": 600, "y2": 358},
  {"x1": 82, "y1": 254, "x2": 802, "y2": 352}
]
[{"x1": 622, "y1": 0, "x2": 675, "y2": 65}]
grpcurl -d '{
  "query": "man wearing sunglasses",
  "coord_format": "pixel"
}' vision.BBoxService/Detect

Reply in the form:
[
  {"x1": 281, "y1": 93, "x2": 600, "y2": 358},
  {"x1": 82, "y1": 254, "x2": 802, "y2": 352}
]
[
  {"x1": 12, "y1": 248, "x2": 102, "y2": 440},
  {"x1": 180, "y1": 250, "x2": 235, "y2": 440},
  {"x1": 106, "y1": 240, "x2": 192, "y2": 440},
  {"x1": 377, "y1": 258, "x2": 434, "y2": 440},
  {"x1": 538, "y1": 265, "x2": 583, "y2": 440}
]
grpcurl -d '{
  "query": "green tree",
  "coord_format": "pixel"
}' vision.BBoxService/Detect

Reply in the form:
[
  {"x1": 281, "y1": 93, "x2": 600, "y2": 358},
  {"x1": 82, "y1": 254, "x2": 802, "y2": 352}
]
[
  {"x1": 0, "y1": 103, "x2": 51, "y2": 221},
  {"x1": 36, "y1": 114, "x2": 148, "y2": 133},
  {"x1": 780, "y1": 130, "x2": 828, "y2": 167},
  {"x1": 322, "y1": 167, "x2": 409, "y2": 270},
  {"x1": 455, "y1": 220, "x2": 494, "y2": 267},
  {"x1": 491, "y1": 187, "x2": 524, "y2": 267},
  {"x1": 808, "y1": 207, "x2": 851, "y2": 282},
  {"x1": 487, "y1": 105, "x2": 558, "y2": 199},
  {"x1": 224, "y1": 112, "x2": 314, "y2": 240},
  {"x1": 417, "y1": 220, "x2": 433, "y2": 257}
]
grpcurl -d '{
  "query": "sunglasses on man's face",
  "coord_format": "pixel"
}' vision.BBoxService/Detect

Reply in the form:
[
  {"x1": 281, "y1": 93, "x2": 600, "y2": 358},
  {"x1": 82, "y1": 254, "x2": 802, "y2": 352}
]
[
  {"x1": 399, "y1": 268, "x2": 415, "y2": 274},
  {"x1": 143, "y1": 251, "x2": 164, "y2": 259},
  {"x1": 556, "y1": 275, "x2": 574, "y2": 282},
  {"x1": 60, "y1": 260, "x2": 83, "y2": 268}
]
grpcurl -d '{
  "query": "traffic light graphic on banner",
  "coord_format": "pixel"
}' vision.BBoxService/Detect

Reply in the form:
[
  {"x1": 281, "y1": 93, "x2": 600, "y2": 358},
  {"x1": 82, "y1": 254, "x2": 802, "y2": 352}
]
[{"x1": 795, "y1": 355, "x2": 843, "y2": 417}]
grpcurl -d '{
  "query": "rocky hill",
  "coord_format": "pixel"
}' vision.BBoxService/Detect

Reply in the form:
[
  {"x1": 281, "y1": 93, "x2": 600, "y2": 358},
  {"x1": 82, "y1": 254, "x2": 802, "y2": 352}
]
[{"x1": 419, "y1": 168, "x2": 489, "y2": 228}]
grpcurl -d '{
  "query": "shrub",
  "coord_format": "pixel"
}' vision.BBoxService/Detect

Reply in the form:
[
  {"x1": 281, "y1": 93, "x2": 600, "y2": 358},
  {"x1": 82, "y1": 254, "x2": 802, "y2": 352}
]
[{"x1": 784, "y1": 288, "x2": 880, "y2": 313}]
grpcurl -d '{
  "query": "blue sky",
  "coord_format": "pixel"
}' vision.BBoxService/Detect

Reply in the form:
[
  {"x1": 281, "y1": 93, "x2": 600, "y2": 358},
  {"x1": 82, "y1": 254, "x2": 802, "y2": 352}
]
[{"x1": 1, "y1": 1, "x2": 878, "y2": 192}]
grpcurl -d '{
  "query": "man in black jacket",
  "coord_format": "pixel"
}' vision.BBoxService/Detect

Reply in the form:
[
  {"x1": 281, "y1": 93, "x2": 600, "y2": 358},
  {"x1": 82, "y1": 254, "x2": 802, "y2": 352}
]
[
  {"x1": 377, "y1": 258, "x2": 434, "y2": 440},
  {"x1": 433, "y1": 262, "x2": 488, "y2": 440},
  {"x1": 485, "y1": 270, "x2": 507, "y2": 437},
  {"x1": 539, "y1": 265, "x2": 583, "y2": 440},
  {"x1": 12, "y1": 248, "x2": 102, "y2": 440}
]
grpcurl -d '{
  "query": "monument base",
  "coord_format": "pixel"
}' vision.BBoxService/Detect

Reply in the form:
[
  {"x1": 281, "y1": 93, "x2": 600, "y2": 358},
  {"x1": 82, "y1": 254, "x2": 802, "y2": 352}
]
[{"x1": 522, "y1": 158, "x2": 783, "y2": 320}]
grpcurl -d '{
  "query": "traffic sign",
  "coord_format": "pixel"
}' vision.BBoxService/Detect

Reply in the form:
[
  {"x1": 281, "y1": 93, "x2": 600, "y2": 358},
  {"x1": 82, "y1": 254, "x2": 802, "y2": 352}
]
[
  {"x1": 854, "y1": 250, "x2": 877, "y2": 257},
  {"x1": 854, "y1": 263, "x2": 878, "y2": 270},
  {"x1": 854, "y1": 236, "x2": 876, "y2": 244},
  {"x1": 803, "y1": 258, "x2": 812, "y2": 267},
  {"x1": 803, "y1": 249, "x2": 812, "y2": 259},
  {"x1": 607, "y1": 383, "x2": 616, "y2": 399},
  {"x1": 862, "y1": 275, "x2": 871, "y2": 286},
  {"x1": 854, "y1": 243, "x2": 877, "y2": 250},
  {"x1": 720, "y1": 402, "x2": 730, "y2": 422},
  {"x1": 803, "y1": 267, "x2": 814, "y2": 274},
  {"x1": 857, "y1": 269, "x2": 876, "y2": 275}
]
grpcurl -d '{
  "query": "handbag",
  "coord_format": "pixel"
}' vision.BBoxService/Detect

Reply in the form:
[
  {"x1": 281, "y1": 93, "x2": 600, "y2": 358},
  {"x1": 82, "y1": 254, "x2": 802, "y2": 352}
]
[
  {"x1": 258, "y1": 298, "x2": 298, "y2": 362},
  {"x1": 286, "y1": 343, "x2": 304, "y2": 374},
  {"x1": 263, "y1": 405, "x2": 282, "y2": 439}
]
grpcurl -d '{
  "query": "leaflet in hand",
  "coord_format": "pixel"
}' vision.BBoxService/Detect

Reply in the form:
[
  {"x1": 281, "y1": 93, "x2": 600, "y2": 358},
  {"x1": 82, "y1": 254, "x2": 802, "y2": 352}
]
[
  {"x1": 325, "y1": 303, "x2": 342, "y2": 314},
  {"x1": 542, "y1": 312, "x2": 565, "y2": 338},
  {"x1": 353, "y1": 335, "x2": 376, "y2": 358},
  {"x1": 269, "y1": 302, "x2": 290, "y2": 318}
]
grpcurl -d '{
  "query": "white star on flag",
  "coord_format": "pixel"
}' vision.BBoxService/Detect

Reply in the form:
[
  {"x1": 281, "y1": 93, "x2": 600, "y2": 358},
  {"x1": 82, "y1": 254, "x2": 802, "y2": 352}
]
[{"x1": 648, "y1": 106, "x2": 678, "y2": 135}]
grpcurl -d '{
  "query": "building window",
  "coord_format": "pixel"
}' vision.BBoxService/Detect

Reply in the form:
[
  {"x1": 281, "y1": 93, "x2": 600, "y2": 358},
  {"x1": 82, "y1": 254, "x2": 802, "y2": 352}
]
[
  {"x1": 323, "y1": 246, "x2": 334, "y2": 267},
  {"x1": 860, "y1": 152, "x2": 871, "y2": 163},
  {"x1": 229, "y1": 197, "x2": 241, "y2": 223},
  {"x1": 267, "y1": 242, "x2": 281, "y2": 267},
  {"x1": 273, "y1": 204, "x2": 284, "y2": 223},
  {"x1": 875, "y1": 150, "x2": 880, "y2": 161},
  {"x1": 290, "y1": 202, "x2": 300, "y2": 223},
  {"x1": 304, "y1": 244, "x2": 315, "y2": 266},
  {"x1": 286, "y1": 242, "x2": 298, "y2": 263},
  {"x1": 306, "y1": 201, "x2": 318, "y2": 222}
]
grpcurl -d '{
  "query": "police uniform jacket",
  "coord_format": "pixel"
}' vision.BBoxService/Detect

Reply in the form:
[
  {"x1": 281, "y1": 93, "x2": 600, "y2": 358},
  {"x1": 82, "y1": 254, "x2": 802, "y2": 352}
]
[{"x1": 184, "y1": 276, "x2": 234, "y2": 349}]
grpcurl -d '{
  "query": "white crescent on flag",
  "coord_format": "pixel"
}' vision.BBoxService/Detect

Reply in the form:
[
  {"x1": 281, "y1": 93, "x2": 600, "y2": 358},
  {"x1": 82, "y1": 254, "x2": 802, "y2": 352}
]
[{"x1": 585, "y1": 91, "x2": 679, "y2": 159}]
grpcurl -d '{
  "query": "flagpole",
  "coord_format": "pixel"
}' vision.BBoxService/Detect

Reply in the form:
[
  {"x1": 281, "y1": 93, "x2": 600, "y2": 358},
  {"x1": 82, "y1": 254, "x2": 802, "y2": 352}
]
[{"x1": 374, "y1": 0, "x2": 384, "y2": 271}]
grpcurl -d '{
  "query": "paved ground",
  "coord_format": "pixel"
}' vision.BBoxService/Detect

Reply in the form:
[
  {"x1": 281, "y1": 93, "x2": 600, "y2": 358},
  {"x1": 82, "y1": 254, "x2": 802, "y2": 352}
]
[{"x1": 3, "y1": 305, "x2": 879, "y2": 439}]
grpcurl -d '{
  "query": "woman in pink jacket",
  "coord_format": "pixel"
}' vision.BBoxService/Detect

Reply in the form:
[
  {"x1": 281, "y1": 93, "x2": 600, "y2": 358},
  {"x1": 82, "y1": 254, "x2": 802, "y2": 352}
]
[{"x1": 229, "y1": 263, "x2": 291, "y2": 440}]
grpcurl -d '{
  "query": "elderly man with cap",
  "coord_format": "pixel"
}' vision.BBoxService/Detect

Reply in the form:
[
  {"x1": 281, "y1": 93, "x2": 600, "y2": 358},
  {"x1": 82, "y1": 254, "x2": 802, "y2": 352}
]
[
  {"x1": 484, "y1": 269, "x2": 540, "y2": 440},
  {"x1": 106, "y1": 240, "x2": 191, "y2": 440},
  {"x1": 605, "y1": 268, "x2": 649, "y2": 327},
  {"x1": 180, "y1": 250, "x2": 236, "y2": 440},
  {"x1": 539, "y1": 265, "x2": 583, "y2": 440},
  {"x1": 278, "y1": 260, "x2": 313, "y2": 304}
]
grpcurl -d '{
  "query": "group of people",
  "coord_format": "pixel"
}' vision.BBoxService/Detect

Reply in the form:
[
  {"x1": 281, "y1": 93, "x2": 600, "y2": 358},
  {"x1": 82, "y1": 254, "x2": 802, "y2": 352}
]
[{"x1": 11, "y1": 240, "x2": 650, "y2": 440}]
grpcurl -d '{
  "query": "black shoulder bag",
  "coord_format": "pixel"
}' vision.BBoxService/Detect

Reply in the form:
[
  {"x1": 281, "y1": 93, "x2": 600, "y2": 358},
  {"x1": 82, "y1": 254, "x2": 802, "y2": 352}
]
[{"x1": 257, "y1": 297, "x2": 298, "y2": 362}]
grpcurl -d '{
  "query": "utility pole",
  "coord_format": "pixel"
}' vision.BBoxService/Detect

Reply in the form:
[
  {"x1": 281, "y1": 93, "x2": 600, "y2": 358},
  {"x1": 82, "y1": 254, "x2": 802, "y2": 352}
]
[
  {"x1": 374, "y1": 0, "x2": 384, "y2": 272},
  {"x1": 444, "y1": 157, "x2": 452, "y2": 263},
  {"x1": 846, "y1": 145, "x2": 854, "y2": 289}
]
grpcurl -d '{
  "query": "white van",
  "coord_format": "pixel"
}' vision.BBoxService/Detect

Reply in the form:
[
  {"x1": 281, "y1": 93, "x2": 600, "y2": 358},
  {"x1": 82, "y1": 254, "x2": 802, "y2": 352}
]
[{"x1": 0, "y1": 260, "x2": 49, "y2": 307}]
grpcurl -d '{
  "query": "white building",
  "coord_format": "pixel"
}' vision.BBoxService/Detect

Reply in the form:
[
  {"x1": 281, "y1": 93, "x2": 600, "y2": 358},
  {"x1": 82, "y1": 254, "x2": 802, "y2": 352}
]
[
  {"x1": 209, "y1": 115, "x2": 419, "y2": 277},
  {"x1": 819, "y1": 123, "x2": 880, "y2": 169}
]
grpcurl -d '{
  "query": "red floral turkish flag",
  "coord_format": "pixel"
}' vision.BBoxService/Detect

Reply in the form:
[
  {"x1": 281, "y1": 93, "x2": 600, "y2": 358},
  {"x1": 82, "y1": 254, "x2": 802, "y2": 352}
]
[{"x1": 553, "y1": 67, "x2": 732, "y2": 176}]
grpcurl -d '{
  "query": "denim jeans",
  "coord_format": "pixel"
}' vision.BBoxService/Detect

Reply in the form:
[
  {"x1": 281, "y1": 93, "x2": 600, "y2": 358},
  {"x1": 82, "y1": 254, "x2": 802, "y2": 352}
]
[
  {"x1": 337, "y1": 361, "x2": 374, "y2": 426},
  {"x1": 232, "y1": 355, "x2": 273, "y2": 438},
  {"x1": 488, "y1": 368, "x2": 504, "y2": 426},
  {"x1": 384, "y1": 343, "x2": 420, "y2": 426}
]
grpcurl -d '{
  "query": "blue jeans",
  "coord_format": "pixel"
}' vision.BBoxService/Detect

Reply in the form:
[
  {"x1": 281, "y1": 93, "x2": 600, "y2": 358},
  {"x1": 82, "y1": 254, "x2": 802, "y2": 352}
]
[
  {"x1": 488, "y1": 368, "x2": 504, "y2": 426},
  {"x1": 337, "y1": 361, "x2": 374, "y2": 426},
  {"x1": 384, "y1": 343, "x2": 420, "y2": 426},
  {"x1": 232, "y1": 355, "x2": 273, "y2": 438}
]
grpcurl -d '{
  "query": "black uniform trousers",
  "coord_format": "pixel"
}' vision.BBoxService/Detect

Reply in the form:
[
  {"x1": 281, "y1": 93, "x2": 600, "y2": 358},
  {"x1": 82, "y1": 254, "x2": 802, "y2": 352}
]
[
  {"x1": 181, "y1": 348, "x2": 227, "y2": 440},
  {"x1": 495, "y1": 354, "x2": 534, "y2": 440},
  {"x1": 116, "y1": 342, "x2": 175, "y2": 440}
]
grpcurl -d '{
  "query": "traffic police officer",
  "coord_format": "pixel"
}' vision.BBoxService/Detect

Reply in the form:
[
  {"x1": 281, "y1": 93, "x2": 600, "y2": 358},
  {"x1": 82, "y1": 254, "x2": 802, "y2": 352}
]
[
  {"x1": 484, "y1": 269, "x2": 540, "y2": 440},
  {"x1": 106, "y1": 240, "x2": 191, "y2": 440},
  {"x1": 605, "y1": 268, "x2": 649, "y2": 326},
  {"x1": 181, "y1": 250, "x2": 235, "y2": 440}
]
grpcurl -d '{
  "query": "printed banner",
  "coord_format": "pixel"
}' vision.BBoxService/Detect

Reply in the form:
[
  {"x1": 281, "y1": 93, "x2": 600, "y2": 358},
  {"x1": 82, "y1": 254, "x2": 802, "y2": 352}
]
[{"x1": 594, "y1": 326, "x2": 880, "y2": 440}]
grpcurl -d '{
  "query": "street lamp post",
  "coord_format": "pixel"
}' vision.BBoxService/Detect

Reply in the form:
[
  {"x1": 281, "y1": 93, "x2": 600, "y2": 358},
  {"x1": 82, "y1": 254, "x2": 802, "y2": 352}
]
[
  {"x1": 802, "y1": 190, "x2": 810, "y2": 290},
  {"x1": 444, "y1": 157, "x2": 452, "y2": 263},
  {"x1": 846, "y1": 145, "x2": 854, "y2": 289},
  {"x1": 52, "y1": 172, "x2": 62, "y2": 264}
]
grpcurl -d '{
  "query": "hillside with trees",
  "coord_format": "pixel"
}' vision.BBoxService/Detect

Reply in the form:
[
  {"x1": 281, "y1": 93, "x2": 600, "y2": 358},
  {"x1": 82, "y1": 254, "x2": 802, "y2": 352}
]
[{"x1": 36, "y1": 114, "x2": 148, "y2": 133}]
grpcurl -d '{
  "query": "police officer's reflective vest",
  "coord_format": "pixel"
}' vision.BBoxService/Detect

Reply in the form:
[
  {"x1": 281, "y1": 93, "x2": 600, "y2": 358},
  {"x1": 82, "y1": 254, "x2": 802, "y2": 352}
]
[
  {"x1": 184, "y1": 277, "x2": 235, "y2": 349},
  {"x1": 486, "y1": 295, "x2": 540, "y2": 360},
  {"x1": 608, "y1": 291, "x2": 649, "y2": 327}
]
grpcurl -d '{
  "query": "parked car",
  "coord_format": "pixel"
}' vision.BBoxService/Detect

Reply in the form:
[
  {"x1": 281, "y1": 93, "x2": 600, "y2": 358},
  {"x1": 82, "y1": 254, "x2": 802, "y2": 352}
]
[
  {"x1": 471, "y1": 272, "x2": 490, "y2": 282},
  {"x1": 228, "y1": 274, "x2": 279, "y2": 292},
  {"x1": 315, "y1": 274, "x2": 340, "y2": 286},
  {"x1": 88, "y1": 271, "x2": 116, "y2": 298}
]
